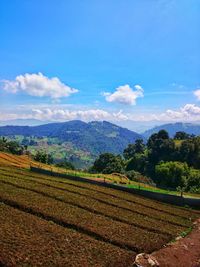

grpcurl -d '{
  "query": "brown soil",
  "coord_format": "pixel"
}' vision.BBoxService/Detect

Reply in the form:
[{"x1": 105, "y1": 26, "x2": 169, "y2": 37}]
[{"x1": 134, "y1": 218, "x2": 200, "y2": 267}]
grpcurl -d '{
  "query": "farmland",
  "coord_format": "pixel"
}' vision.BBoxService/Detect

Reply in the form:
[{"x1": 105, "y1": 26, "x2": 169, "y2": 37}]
[
  {"x1": 0, "y1": 153, "x2": 200, "y2": 266},
  {"x1": 1, "y1": 151, "x2": 199, "y2": 198},
  {"x1": 0, "y1": 151, "x2": 152, "y2": 187}
]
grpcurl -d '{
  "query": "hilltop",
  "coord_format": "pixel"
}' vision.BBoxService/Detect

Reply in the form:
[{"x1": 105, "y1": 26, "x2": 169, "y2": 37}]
[{"x1": 143, "y1": 122, "x2": 200, "y2": 138}]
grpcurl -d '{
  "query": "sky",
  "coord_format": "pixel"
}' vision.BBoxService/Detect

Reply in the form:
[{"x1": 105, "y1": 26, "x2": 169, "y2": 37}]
[{"x1": 0, "y1": 0, "x2": 200, "y2": 132}]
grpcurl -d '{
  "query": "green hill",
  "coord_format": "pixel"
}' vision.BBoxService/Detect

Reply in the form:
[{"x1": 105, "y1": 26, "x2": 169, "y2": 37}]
[{"x1": 0, "y1": 120, "x2": 142, "y2": 167}]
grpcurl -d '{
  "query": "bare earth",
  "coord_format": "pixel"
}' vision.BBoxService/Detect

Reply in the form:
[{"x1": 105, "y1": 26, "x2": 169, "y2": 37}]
[{"x1": 134, "y1": 218, "x2": 200, "y2": 267}]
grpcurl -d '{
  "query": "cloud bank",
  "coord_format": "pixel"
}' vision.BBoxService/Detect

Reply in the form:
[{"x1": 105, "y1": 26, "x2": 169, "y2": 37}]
[
  {"x1": 159, "y1": 104, "x2": 200, "y2": 121},
  {"x1": 103, "y1": 84, "x2": 144, "y2": 105},
  {"x1": 2, "y1": 104, "x2": 200, "y2": 124},
  {"x1": 0, "y1": 108, "x2": 128, "y2": 122},
  {"x1": 2, "y1": 73, "x2": 78, "y2": 99}
]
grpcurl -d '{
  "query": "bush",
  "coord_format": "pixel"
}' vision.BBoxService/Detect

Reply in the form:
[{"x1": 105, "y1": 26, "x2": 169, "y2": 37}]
[
  {"x1": 91, "y1": 153, "x2": 124, "y2": 174},
  {"x1": 34, "y1": 151, "x2": 54, "y2": 164},
  {"x1": 155, "y1": 161, "x2": 189, "y2": 189},
  {"x1": 56, "y1": 160, "x2": 75, "y2": 170},
  {"x1": 0, "y1": 137, "x2": 24, "y2": 155},
  {"x1": 187, "y1": 168, "x2": 200, "y2": 192},
  {"x1": 126, "y1": 170, "x2": 153, "y2": 185}
]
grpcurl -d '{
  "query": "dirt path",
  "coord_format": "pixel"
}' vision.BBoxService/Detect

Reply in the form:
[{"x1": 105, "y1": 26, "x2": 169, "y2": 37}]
[{"x1": 134, "y1": 219, "x2": 200, "y2": 267}]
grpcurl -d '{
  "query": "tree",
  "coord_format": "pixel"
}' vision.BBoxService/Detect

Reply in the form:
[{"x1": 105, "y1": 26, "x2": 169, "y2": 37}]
[
  {"x1": 155, "y1": 161, "x2": 189, "y2": 189},
  {"x1": 126, "y1": 153, "x2": 148, "y2": 174},
  {"x1": 178, "y1": 137, "x2": 200, "y2": 169},
  {"x1": 7, "y1": 141, "x2": 24, "y2": 155},
  {"x1": 186, "y1": 168, "x2": 200, "y2": 193},
  {"x1": 34, "y1": 150, "x2": 54, "y2": 164},
  {"x1": 0, "y1": 137, "x2": 26, "y2": 155},
  {"x1": 56, "y1": 160, "x2": 75, "y2": 170},
  {"x1": 174, "y1": 131, "x2": 190, "y2": 140},
  {"x1": 147, "y1": 138, "x2": 175, "y2": 174},
  {"x1": 147, "y1": 130, "x2": 169, "y2": 149},
  {"x1": 0, "y1": 137, "x2": 8, "y2": 152},
  {"x1": 157, "y1": 130, "x2": 169, "y2": 140},
  {"x1": 134, "y1": 139, "x2": 145, "y2": 154},
  {"x1": 123, "y1": 139, "x2": 145, "y2": 160},
  {"x1": 91, "y1": 153, "x2": 124, "y2": 174},
  {"x1": 123, "y1": 144, "x2": 135, "y2": 160}
]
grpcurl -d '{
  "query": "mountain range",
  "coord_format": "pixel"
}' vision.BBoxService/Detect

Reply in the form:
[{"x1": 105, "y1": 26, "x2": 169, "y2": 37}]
[
  {"x1": 0, "y1": 120, "x2": 142, "y2": 156},
  {"x1": 143, "y1": 122, "x2": 200, "y2": 138},
  {"x1": 1, "y1": 120, "x2": 200, "y2": 167}
]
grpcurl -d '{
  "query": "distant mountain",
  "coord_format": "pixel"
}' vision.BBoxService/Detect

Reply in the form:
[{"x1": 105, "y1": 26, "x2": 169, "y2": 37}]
[
  {"x1": 0, "y1": 120, "x2": 142, "y2": 155},
  {"x1": 0, "y1": 119, "x2": 49, "y2": 126},
  {"x1": 115, "y1": 120, "x2": 162, "y2": 133},
  {"x1": 143, "y1": 122, "x2": 200, "y2": 138}
]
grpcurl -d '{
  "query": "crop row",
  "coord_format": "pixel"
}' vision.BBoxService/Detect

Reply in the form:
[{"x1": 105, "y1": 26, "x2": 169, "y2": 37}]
[
  {"x1": 0, "y1": 203, "x2": 134, "y2": 267},
  {"x1": 0, "y1": 166, "x2": 198, "y2": 225},
  {"x1": 0, "y1": 181, "x2": 171, "y2": 253},
  {"x1": 0, "y1": 171, "x2": 189, "y2": 229},
  {"x1": 0, "y1": 153, "x2": 29, "y2": 168},
  {"x1": 0, "y1": 155, "x2": 19, "y2": 167},
  {"x1": 0, "y1": 173, "x2": 185, "y2": 236},
  {"x1": 3, "y1": 165, "x2": 199, "y2": 220}
]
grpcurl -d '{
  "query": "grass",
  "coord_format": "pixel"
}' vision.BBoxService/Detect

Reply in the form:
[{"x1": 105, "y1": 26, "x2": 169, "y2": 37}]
[{"x1": 127, "y1": 183, "x2": 177, "y2": 194}]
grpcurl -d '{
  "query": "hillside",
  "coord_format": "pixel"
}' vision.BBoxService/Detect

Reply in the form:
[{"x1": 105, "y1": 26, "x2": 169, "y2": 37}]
[
  {"x1": 0, "y1": 120, "x2": 142, "y2": 167},
  {"x1": 0, "y1": 152, "x2": 136, "y2": 185},
  {"x1": 143, "y1": 122, "x2": 200, "y2": 138},
  {"x1": 0, "y1": 153, "x2": 199, "y2": 266}
]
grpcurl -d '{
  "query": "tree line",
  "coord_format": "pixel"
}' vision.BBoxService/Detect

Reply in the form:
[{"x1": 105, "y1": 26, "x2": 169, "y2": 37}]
[
  {"x1": 0, "y1": 137, "x2": 26, "y2": 155},
  {"x1": 90, "y1": 130, "x2": 200, "y2": 193}
]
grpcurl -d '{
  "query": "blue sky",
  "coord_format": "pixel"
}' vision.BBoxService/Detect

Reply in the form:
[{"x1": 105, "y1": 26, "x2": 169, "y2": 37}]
[{"x1": 0, "y1": 0, "x2": 200, "y2": 131}]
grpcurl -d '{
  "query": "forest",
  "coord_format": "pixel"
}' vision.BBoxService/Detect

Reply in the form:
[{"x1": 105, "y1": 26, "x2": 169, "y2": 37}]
[{"x1": 91, "y1": 130, "x2": 200, "y2": 194}]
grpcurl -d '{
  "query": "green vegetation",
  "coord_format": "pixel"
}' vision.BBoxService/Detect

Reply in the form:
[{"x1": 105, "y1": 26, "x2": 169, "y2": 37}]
[
  {"x1": 91, "y1": 130, "x2": 200, "y2": 194},
  {"x1": 155, "y1": 161, "x2": 188, "y2": 189},
  {"x1": 0, "y1": 137, "x2": 26, "y2": 155},
  {"x1": 1, "y1": 127, "x2": 200, "y2": 195},
  {"x1": 90, "y1": 153, "x2": 124, "y2": 174},
  {"x1": 174, "y1": 131, "x2": 191, "y2": 140},
  {"x1": 55, "y1": 160, "x2": 75, "y2": 170},
  {"x1": 34, "y1": 150, "x2": 54, "y2": 164}
]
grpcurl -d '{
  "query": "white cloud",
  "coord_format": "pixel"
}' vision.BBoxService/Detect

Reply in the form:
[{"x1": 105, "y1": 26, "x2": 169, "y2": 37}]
[
  {"x1": 31, "y1": 108, "x2": 111, "y2": 121},
  {"x1": 194, "y1": 89, "x2": 200, "y2": 100},
  {"x1": 2, "y1": 72, "x2": 78, "y2": 99},
  {"x1": 181, "y1": 103, "x2": 200, "y2": 115},
  {"x1": 154, "y1": 104, "x2": 200, "y2": 121},
  {"x1": 2, "y1": 104, "x2": 200, "y2": 124},
  {"x1": 0, "y1": 106, "x2": 129, "y2": 123},
  {"x1": 103, "y1": 84, "x2": 144, "y2": 105}
]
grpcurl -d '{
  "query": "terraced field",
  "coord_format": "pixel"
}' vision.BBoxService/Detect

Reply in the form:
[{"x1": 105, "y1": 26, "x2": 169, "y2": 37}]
[
  {"x1": 0, "y1": 152, "x2": 131, "y2": 184},
  {"x1": 0, "y1": 155, "x2": 200, "y2": 266},
  {"x1": 0, "y1": 152, "x2": 31, "y2": 168}
]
